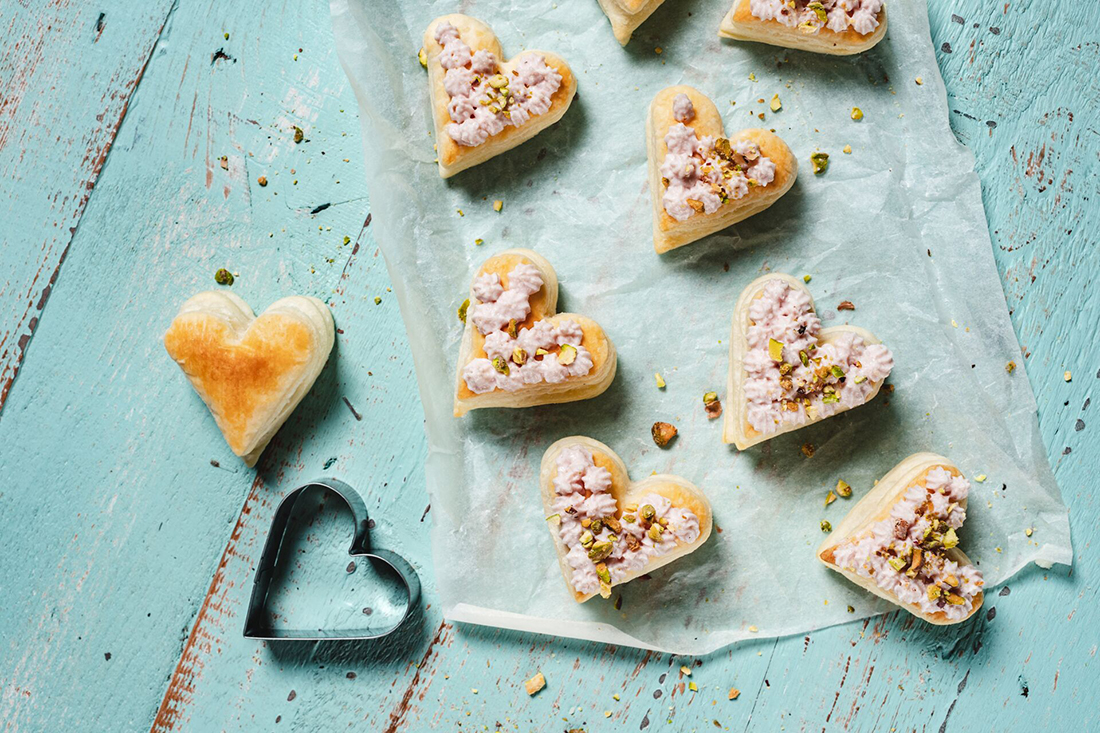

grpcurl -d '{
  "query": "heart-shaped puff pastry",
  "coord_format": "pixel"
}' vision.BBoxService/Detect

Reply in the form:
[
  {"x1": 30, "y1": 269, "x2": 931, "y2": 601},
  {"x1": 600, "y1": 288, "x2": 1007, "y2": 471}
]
[
  {"x1": 424, "y1": 15, "x2": 577, "y2": 178},
  {"x1": 541, "y1": 437, "x2": 713, "y2": 602},
  {"x1": 597, "y1": 0, "x2": 667, "y2": 45},
  {"x1": 647, "y1": 86, "x2": 797, "y2": 254},
  {"x1": 454, "y1": 249, "x2": 616, "y2": 417},
  {"x1": 818, "y1": 453, "x2": 985, "y2": 625},
  {"x1": 723, "y1": 273, "x2": 893, "y2": 449},
  {"x1": 719, "y1": 0, "x2": 888, "y2": 56},
  {"x1": 164, "y1": 292, "x2": 334, "y2": 467}
]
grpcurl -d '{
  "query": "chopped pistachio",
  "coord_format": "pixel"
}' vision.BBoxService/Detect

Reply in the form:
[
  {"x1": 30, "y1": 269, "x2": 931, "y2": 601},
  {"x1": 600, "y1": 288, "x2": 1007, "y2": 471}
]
[
  {"x1": 524, "y1": 672, "x2": 546, "y2": 696},
  {"x1": 687, "y1": 198, "x2": 705, "y2": 213},
  {"x1": 680, "y1": 665, "x2": 692, "y2": 677},
  {"x1": 825, "y1": 491, "x2": 837, "y2": 506},
  {"x1": 493, "y1": 199, "x2": 503, "y2": 212},
  {"x1": 1005, "y1": 361, "x2": 1017, "y2": 374},
  {"x1": 704, "y1": 391, "x2": 722, "y2": 419},
  {"x1": 559, "y1": 344, "x2": 578, "y2": 366},
  {"x1": 807, "y1": 1, "x2": 827, "y2": 21},
  {"x1": 651, "y1": 422, "x2": 678, "y2": 448},
  {"x1": 648, "y1": 524, "x2": 663, "y2": 541},
  {"x1": 688, "y1": 681, "x2": 698, "y2": 692},
  {"x1": 820, "y1": 520, "x2": 832, "y2": 533},
  {"x1": 851, "y1": 107, "x2": 864, "y2": 121},
  {"x1": 507, "y1": 319, "x2": 518, "y2": 339},
  {"x1": 596, "y1": 563, "x2": 611, "y2": 585},
  {"x1": 915, "y1": 76, "x2": 924, "y2": 85},
  {"x1": 768, "y1": 338, "x2": 784, "y2": 361},
  {"x1": 942, "y1": 527, "x2": 959, "y2": 549},
  {"x1": 640, "y1": 504, "x2": 657, "y2": 522},
  {"x1": 943, "y1": 573, "x2": 959, "y2": 587},
  {"x1": 836, "y1": 480, "x2": 852, "y2": 498},
  {"x1": 512, "y1": 347, "x2": 528, "y2": 365},
  {"x1": 830, "y1": 365, "x2": 845, "y2": 378},
  {"x1": 846, "y1": 605, "x2": 855, "y2": 613},
  {"x1": 214, "y1": 268, "x2": 234, "y2": 286},
  {"x1": 853, "y1": 375, "x2": 867, "y2": 384},
  {"x1": 801, "y1": 442, "x2": 815, "y2": 458},
  {"x1": 374, "y1": 296, "x2": 382, "y2": 305},
  {"x1": 605, "y1": 517, "x2": 622, "y2": 534},
  {"x1": 580, "y1": 518, "x2": 592, "y2": 528},
  {"x1": 580, "y1": 530, "x2": 594, "y2": 547},
  {"x1": 927, "y1": 585, "x2": 942, "y2": 601},
  {"x1": 770, "y1": 94, "x2": 782, "y2": 112},
  {"x1": 590, "y1": 519, "x2": 604, "y2": 536},
  {"x1": 474, "y1": 238, "x2": 484, "y2": 246},
  {"x1": 799, "y1": 350, "x2": 810, "y2": 367},
  {"x1": 810, "y1": 151, "x2": 829, "y2": 174},
  {"x1": 293, "y1": 126, "x2": 304, "y2": 144},
  {"x1": 457, "y1": 298, "x2": 470, "y2": 323},
  {"x1": 588, "y1": 541, "x2": 614, "y2": 562},
  {"x1": 623, "y1": 515, "x2": 636, "y2": 523},
  {"x1": 887, "y1": 556, "x2": 908, "y2": 572},
  {"x1": 1064, "y1": 371, "x2": 1072, "y2": 382},
  {"x1": 843, "y1": 144, "x2": 852, "y2": 154},
  {"x1": 1025, "y1": 527, "x2": 1034, "y2": 537},
  {"x1": 655, "y1": 372, "x2": 666, "y2": 389},
  {"x1": 417, "y1": 48, "x2": 427, "y2": 68},
  {"x1": 491, "y1": 357, "x2": 510, "y2": 375},
  {"x1": 535, "y1": 348, "x2": 550, "y2": 356},
  {"x1": 945, "y1": 593, "x2": 966, "y2": 605}
]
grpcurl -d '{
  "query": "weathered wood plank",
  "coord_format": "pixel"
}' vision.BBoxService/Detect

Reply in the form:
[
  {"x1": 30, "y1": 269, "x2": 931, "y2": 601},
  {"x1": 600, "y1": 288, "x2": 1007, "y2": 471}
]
[{"x1": 0, "y1": 1, "x2": 176, "y2": 411}]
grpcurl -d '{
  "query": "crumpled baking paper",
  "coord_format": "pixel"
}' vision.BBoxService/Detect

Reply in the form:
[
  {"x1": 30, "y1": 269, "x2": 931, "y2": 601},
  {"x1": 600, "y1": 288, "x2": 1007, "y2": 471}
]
[{"x1": 332, "y1": 0, "x2": 1071, "y2": 653}]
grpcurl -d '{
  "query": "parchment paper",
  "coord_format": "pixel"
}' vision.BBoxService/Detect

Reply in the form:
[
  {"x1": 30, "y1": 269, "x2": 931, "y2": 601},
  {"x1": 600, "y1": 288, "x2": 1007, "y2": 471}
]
[{"x1": 332, "y1": 0, "x2": 1072, "y2": 653}]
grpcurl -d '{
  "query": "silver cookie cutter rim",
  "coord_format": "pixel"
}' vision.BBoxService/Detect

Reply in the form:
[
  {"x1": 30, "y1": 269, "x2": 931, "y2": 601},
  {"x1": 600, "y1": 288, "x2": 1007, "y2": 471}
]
[{"x1": 243, "y1": 477, "x2": 421, "y2": 641}]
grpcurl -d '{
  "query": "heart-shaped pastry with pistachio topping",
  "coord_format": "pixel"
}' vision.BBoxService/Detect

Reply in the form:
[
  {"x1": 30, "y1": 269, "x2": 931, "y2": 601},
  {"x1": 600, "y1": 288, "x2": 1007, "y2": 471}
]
[
  {"x1": 540, "y1": 437, "x2": 713, "y2": 603},
  {"x1": 596, "y1": 0, "x2": 667, "y2": 45},
  {"x1": 454, "y1": 249, "x2": 617, "y2": 417},
  {"x1": 163, "y1": 291, "x2": 335, "y2": 467},
  {"x1": 723, "y1": 273, "x2": 893, "y2": 449},
  {"x1": 818, "y1": 453, "x2": 985, "y2": 625},
  {"x1": 718, "y1": 0, "x2": 888, "y2": 56},
  {"x1": 424, "y1": 14, "x2": 577, "y2": 178},
  {"x1": 646, "y1": 85, "x2": 797, "y2": 253}
]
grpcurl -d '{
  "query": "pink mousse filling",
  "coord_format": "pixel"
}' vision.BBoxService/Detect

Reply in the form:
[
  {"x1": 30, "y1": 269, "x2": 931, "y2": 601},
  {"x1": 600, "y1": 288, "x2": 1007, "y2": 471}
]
[
  {"x1": 660, "y1": 93, "x2": 777, "y2": 222},
  {"x1": 462, "y1": 264, "x2": 594, "y2": 394},
  {"x1": 831, "y1": 467, "x2": 984, "y2": 621},
  {"x1": 434, "y1": 22, "x2": 563, "y2": 147},
  {"x1": 743, "y1": 279, "x2": 893, "y2": 434},
  {"x1": 552, "y1": 445, "x2": 700, "y2": 595},
  {"x1": 749, "y1": 0, "x2": 884, "y2": 36}
]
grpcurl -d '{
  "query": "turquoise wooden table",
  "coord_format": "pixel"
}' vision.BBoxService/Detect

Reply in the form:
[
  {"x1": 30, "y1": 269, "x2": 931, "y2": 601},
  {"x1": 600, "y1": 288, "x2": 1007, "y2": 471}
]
[{"x1": 1, "y1": 1, "x2": 1095, "y2": 730}]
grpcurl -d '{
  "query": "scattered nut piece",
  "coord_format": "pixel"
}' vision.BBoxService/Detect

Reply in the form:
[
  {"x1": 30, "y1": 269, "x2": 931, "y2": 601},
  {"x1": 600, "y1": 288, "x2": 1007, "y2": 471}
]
[
  {"x1": 770, "y1": 94, "x2": 782, "y2": 112},
  {"x1": 843, "y1": 144, "x2": 852, "y2": 154},
  {"x1": 524, "y1": 672, "x2": 546, "y2": 696},
  {"x1": 651, "y1": 422, "x2": 678, "y2": 448},
  {"x1": 218, "y1": 156, "x2": 228, "y2": 170},
  {"x1": 811, "y1": 152, "x2": 829, "y2": 174},
  {"x1": 915, "y1": 76, "x2": 924, "y2": 85},
  {"x1": 975, "y1": 474, "x2": 986, "y2": 483},
  {"x1": 820, "y1": 520, "x2": 832, "y2": 533},
  {"x1": 728, "y1": 688, "x2": 741, "y2": 700},
  {"x1": 680, "y1": 665, "x2": 692, "y2": 677},
  {"x1": 257, "y1": 175, "x2": 268, "y2": 186},
  {"x1": 214, "y1": 268, "x2": 234, "y2": 286},
  {"x1": 837, "y1": 300, "x2": 855, "y2": 311},
  {"x1": 803, "y1": 274, "x2": 812, "y2": 283},
  {"x1": 1025, "y1": 527, "x2": 1034, "y2": 537},
  {"x1": 457, "y1": 298, "x2": 470, "y2": 323},
  {"x1": 836, "y1": 480, "x2": 852, "y2": 498},
  {"x1": 851, "y1": 107, "x2": 864, "y2": 121},
  {"x1": 474, "y1": 238, "x2": 484, "y2": 246},
  {"x1": 655, "y1": 372, "x2": 666, "y2": 389},
  {"x1": 825, "y1": 491, "x2": 837, "y2": 506},
  {"x1": 374, "y1": 296, "x2": 382, "y2": 305},
  {"x1": 1064, "y1": 371, "x2": 1072, "y2": 382},
  {"x1": 493, "y1": 199, "x2": 503, "y2": 212},
  {"x1": 801, "y1": 443, "x2": 815, "y2": 458},
  {"x1": 748, "y1": 625, "x2": 758, "y2": 632},
  {"x1": 688, "y1": 681, "x2": 698, "y2": 692},
  {"x1": 293, "y1": 126, "x2": 304, "y2": 144},
  {"x1": 703, "y1": 391, "x2": 722, "y2": 419},
  {"x1": 417, "y1": 48, "x2": 427, "y2": 68},
  {"x1": 1005, "y1": 361, "x2": 1017, "y2": 373},
  {"x1": 846, "y1": 605, "x2": 855, "y2": 613}
]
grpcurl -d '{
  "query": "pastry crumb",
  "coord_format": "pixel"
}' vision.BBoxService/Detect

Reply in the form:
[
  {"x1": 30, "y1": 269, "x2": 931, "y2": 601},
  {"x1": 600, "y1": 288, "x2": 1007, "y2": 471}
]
[
  {"x1": 1064, "y1": 371, "x2": 1072, "y2": 382},
  {"x1": 1005, "y1": 361, "x2": 1016, "y2": 373},
  {"x1": 680, "y1": 665, "x2": 692, "y2": 677},
  {"x1": 801, "y1": 443, "x2": 815, "y2": 458},
  {"x1": 524, "y1": 672, "x2": 545, "y2": 696},
  {"x1": 843, "y1": 144, "x2": 852, "y2": 154},
  {"x1": 728, "y1": 687, "x2": 741, "y2": 700},
  {"x1": 915, "y1": 76, "x2": 924, "y2": 85},
  {"x1": 651, "y1": 422, "x2": 678, "y2": 448},
  {"x1": 493, "y1": 199, "x2": 503, "y2": 212},
  {"x1": 748, "y1": 625, "x2": 758, "y2": 632},
  {"x1": 837, "y1": 300, "x2": 855, "y2": 311}
]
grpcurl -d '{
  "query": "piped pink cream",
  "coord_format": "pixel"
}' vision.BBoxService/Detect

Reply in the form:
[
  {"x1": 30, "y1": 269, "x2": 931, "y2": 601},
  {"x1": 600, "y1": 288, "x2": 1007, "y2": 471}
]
[
  {"x1": 434, "y1": 22, "x2": 563, "y2": 147},
  {"x1": 552, "y1": 445, "x2": 700, "y2": 596},
  {"x1": 749, "y1": 0, "x2": 884, "y2": 36},
  {"x1": 831, "y1": 467, "x2": 984, "y2": 621},
  {"x1": 743, "y1": 279, "x2": 893, "y2": 434},
  {"x1": 660, "y1": 93, "x2": 776, "y2": 222},
  {"x1": 462, "y1": 264, "x2": 593, "y2": 394}
]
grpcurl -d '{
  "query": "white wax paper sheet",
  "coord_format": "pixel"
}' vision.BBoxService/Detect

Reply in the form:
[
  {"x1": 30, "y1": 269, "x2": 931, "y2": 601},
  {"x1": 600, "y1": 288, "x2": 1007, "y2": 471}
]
[{"x1": 332, "y1": 0, "x2": 1071, "y2": 653}]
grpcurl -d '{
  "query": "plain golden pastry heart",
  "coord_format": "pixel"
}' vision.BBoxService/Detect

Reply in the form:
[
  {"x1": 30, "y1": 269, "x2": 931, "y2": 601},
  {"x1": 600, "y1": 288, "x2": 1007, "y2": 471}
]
[
  {"x1": 596, "y1": 0, "x2": 667, "y2": 45},
  {"x1": 540, "y1": 437, "x2": 713, "y2": 603},
  {"x1": 818, "y1": 453, "x2": 985, "y2": 625},
  {"x1": 453, "y1": 249, "x2": 616, "y2": 417},
  {"x1": 723, "y1": 273, "x2": 890, "y2": 449},
  {"x1": 424, "y1": 14, "x2": 577, "y2": 178},
  {"x1": 646, "y1": 86, "x2": 797, "y2": 254},
  {"x1": 719, "y1": 0, "x2": 888, "y2": 55},
  {"x1": 164, "y1": 291, "x2": 334, "y2": 467}
]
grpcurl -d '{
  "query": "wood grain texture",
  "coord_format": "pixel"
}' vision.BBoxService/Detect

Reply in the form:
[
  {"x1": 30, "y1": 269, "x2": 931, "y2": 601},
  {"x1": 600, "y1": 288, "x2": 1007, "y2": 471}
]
[{"x1": 0, "y1": 0, "x2": 1096, "y2": 731}]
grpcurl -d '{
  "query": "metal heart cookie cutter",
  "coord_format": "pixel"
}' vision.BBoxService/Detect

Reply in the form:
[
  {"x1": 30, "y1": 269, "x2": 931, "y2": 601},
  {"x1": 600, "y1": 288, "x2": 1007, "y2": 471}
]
[{"x1": 243, "y1": 477, "x2": 421, "y2": 640}]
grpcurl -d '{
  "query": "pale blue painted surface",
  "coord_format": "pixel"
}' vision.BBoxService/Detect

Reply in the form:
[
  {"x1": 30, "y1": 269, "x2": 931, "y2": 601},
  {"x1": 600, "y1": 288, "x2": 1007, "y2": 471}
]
[{"x1": 0, "y1": 1, "x2": 1095, "y2": 731}]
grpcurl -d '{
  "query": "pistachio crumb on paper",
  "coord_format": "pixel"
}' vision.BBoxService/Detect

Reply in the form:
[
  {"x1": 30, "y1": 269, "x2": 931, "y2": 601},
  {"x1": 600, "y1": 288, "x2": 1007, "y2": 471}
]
[
  {"x1": 843, "y1": 144, "x2": 852, "y2": 154},
  {"x1": 214, "y1": 268, "x2": 234, "y2": 286},
  {"x1": 820, "y1": 520, "x2": 832, "y2": 533},
  {"x1": 655, "y1": 372, "x2": 666, "y2": 389},
  {"x1": 802, "y1": 274, "x2": 812, "y2": 283},
  {"x1": 836, "y1": 479, "x2": 852, "y2": 497},
  {"x1": 680, "y1": 665, "x2": 692, "y2": 677},
  {"x1": 825, "y1": 491, "x2": 837, "y2": 506},
  {"x1": 524, "y1": 672, "x2": 546, "y2": 696},
  {"x1": 748, "y1": 625, "x2": 758, "y2": 632},
  {"x1": 770, "y1": 94, "x2": 782, "y2": 112},
  {"x1": 975, "y1": 474, "x2": 986, "y2": 483},
  {"x1": 704, "y1": 391, "x2": 722, "y2": 419},
  {"x1": 915, "y1": 76, "x2": 924, "y2": 85},
  {"x1": 457, "y1": 299, "x2": 469, "y2": 323},
  {"x1": 1006, "y1": 361, "x2": 1017, "y2": 373},
  {"x1": 851, "y1": 107, "x2": 864, "y2": 121},
  {"x1": 811, "y1": 152, "x2": 829, "y2": 174},
  {"x1": 374, "y1": 296, "x2": 382, "y2": 305},
  {"x1": 801, "y1": 443, "x2": 815, "y2": 458},
  {"x1": 418, "y1": 48, "x2": 427, "y2": 67},
  {"x1": 688, "y1": 681, "x2": 698, "y2": 692},
  {"x1": 493, "y1": 199, "x2": 503, "y2": 212},
  {"x1": 651, "y1": 422, "x2": 678, "y2": 448}
]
